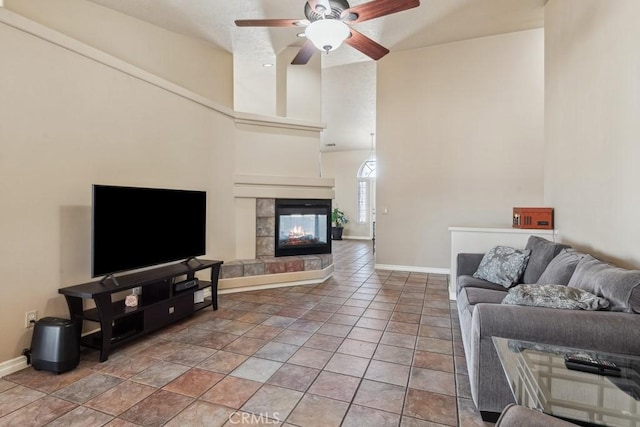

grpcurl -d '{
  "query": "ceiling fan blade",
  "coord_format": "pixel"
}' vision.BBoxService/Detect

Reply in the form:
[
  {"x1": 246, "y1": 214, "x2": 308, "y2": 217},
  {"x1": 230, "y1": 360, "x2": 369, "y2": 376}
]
[
  {"x1": 291, "y1": 40, "x2": 317, "y2": 65},
  {"x1": 235, "y1": 19, "x2": 308, "y2": 27},
  {"x1": 345, "y1": 29, "x2": 390, "y2": 61},
  {"x1": 307, "y1": 0, "x2": 332, "y2": 15},
  {"x1": 342, "y1": 0, "x2": 420, "y2": 24}
]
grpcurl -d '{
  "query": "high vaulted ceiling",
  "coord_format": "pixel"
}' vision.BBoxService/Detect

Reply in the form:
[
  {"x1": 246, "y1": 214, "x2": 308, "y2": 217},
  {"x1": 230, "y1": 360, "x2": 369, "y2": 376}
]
[
  {"x1": 85, "y1": 0, "x2": 545, "y2": 152},
  {"x1": 88, "y1": 0, "x2": 546, "y2": 69}
]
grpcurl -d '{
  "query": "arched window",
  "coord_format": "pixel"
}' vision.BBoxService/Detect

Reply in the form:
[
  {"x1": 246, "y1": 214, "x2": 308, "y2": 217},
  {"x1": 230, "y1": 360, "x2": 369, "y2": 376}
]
[
  {"x1": 358, "y1": 159, "x2": 376, "y2": 178},
  {"x1": 357, "y1": 158, "x2": 376, "y2": 224}
]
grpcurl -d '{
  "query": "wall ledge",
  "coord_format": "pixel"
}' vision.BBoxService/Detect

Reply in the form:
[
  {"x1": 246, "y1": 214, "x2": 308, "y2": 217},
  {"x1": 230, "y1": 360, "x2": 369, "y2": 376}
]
[
  {"x1": 449, "y1": 226, "x2": 557, "y2": 235},
  {"x1": 233, "y1": 175, "x2": 335, "y2": 200},
  {"x1": 234, "y1": 175, "x2": 334, "y2": 188},
  {"x1": 0, "y1": 8, "x2": 325, "y2": 133}
]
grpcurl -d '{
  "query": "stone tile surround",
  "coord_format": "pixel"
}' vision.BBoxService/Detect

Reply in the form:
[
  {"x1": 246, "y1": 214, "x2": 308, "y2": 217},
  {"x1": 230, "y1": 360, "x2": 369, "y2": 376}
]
[
  {"x1": 220, "y1": 255, "x2": 333, "y2": 279},
  {"x1": 256, "y1": 198, "x2": 276, "y2": 258},
  {"x1": 220, "y1": 198, "x2": 332, "y2": 279}
]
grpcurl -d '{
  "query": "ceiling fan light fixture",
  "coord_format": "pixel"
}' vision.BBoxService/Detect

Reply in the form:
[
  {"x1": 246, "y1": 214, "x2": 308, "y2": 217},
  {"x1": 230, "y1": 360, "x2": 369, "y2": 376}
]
[{"x1": 305, "y1": 19, "x2": 350, "y2": 53}]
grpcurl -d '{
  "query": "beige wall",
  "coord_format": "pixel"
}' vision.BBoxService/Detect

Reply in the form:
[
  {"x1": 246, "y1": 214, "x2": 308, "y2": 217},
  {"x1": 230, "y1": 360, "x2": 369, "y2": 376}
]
[
  {"x1": 545, "y1": 0, "x2": 640, "y2": 268},
  {"x1": 236, "y1": 47, "x2": 322, "y2": 121},
  {"x1": 321, "y1": 62, "x2": 376, "y2": 151},
  {"x1": 0, "y1": 8, "x2": 322, "y2": 363},
  {"x1": 0, "y1": 18, "x2": 234, "y2": 361},
  {"x1": 321, "y1": 150, "x2": 373, "y2": 238},
  {"x1": 376, "y1": 29, "x2": 545, "y2": 269},
  {"x1": 320, "y1": 62, "x2": 377, "y2": 240},
  {"x1": 280, "y1": 48, "x2": 322, "y2": 122},
  {"x1": 234, "y1": 54, "x2": 277, "y2": 116},
  {"x1": 234, "y1": 122, "x2": 322, "y2": 178},
  {"x1": 4, "y1": 0, "x2": 233, "y2": 107}
]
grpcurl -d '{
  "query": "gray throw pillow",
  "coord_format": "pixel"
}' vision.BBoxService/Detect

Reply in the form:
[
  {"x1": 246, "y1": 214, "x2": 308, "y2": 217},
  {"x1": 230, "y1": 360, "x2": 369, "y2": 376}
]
[
  {"x1": 522, "y1": 236, "x2": 571, "y2": 284},
  {"x1": 537, "y1": 248, "x2": 586, "y2": 285},
  {"x1": 568, "y1": 255, "x2": 640, "y2": 313},
  {"x1": 473, "y1": 246, "x2": 531, "y2": 288},
  {"x1": 502, "y1": 284, "x2": 609, "y2": 310}
]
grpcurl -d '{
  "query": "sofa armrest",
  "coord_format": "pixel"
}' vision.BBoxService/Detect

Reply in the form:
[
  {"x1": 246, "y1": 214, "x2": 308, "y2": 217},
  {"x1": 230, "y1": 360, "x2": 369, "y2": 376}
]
[
  {"x1": 457, "y1": 253, "x2": 485, "y2": 277},
  {"x1": 472, "y1": 303, "x2": 640, "y2": 354}
]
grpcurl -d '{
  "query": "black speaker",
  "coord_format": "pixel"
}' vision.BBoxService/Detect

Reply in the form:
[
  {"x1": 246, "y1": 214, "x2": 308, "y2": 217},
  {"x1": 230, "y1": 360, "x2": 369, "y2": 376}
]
[{"x1": 30, "y1": 317, "x2": 79, "y2": 374}]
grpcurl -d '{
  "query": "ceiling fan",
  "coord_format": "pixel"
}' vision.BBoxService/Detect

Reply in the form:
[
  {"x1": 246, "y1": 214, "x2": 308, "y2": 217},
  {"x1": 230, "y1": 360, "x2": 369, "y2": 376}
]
[{"x1": 235, "y1": 0, "x2": 421, "y2": 65}]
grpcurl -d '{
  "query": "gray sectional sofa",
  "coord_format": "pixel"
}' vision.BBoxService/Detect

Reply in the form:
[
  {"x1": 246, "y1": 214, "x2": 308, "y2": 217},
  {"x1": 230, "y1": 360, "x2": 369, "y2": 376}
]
[
  {"x1": 456, "y1": 236, "x2": 640, "y2": 420},
  {"x1": 495, "y1": 404, "x2": 577, "y2": 427}
]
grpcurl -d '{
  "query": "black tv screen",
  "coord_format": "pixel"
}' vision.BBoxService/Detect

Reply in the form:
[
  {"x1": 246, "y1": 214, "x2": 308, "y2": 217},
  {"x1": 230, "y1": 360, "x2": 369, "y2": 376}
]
[{"x1": 92, "y1": 185, "x2": 206, "y2": 277}]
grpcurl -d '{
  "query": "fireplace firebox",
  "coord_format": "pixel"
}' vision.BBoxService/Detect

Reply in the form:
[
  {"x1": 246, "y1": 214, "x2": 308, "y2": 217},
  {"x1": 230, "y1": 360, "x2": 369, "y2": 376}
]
[{"x1": 275, "y1": 199, "x2": 331, "y2": 257}]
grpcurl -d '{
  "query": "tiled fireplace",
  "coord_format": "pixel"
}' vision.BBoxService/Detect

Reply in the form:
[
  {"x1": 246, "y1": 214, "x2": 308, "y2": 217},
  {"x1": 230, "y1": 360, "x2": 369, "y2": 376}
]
[
  {"x1": 219, "y1": 175, "x2": 335, "y2": 290},
  {"x1": 256, "y1": 198, "x2": 332, "y2": 258}
]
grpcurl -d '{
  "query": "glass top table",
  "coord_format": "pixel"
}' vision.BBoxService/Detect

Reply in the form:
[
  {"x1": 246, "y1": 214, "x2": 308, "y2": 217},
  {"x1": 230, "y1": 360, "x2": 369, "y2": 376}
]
[{"x1": 493, "y1": 337, "x2": 640, "y2": 427}]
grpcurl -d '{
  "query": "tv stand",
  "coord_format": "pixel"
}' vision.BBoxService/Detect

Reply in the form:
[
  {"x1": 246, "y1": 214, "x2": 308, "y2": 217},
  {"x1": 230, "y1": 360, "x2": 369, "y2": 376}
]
[{"x1": 59, "y1": 259, "x2": 222, "y2": 362}]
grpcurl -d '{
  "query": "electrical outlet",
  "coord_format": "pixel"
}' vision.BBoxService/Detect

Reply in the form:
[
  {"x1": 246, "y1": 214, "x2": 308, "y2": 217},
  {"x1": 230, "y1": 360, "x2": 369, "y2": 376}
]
[{"x1": 25, "y1": 310, "x2": 38, "y2": 328}]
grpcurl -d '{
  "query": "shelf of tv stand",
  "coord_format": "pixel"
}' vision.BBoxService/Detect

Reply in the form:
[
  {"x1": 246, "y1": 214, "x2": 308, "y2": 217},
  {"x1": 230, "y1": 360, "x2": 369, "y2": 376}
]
[
  {"x1": 59, "y1": 259, "x2": 222, "y2": 362},
  {"x1": 82, "y1": 327, "x2": 142, "y2": 348},
  {"x1": 80, "y1": 279, "x2": 213, "y2": 322},
  {"x1": 194, "y1": 298, "x2": 214, "y2": 313}
]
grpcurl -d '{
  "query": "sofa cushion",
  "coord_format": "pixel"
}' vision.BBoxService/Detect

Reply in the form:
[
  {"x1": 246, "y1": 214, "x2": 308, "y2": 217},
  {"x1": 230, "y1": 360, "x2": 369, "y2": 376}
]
[
  {"x1": 522, "y1": 236, "x2": 571, "y2": 284},
  {"x1": 473, "y1": 246, "x2": 531, "y2": 288},
  {"x1": 537, "y1": 248, "x2": 586, "y2": 285},
  {"x1": 568, "y1": 255, "x2": 640, "y2": 313},
  {"x1": 502, "y1": 284, "x2": 609, "y2": 310},
  {"x1": 457, "y1": 275, "x2": 508, "y2": 295}
]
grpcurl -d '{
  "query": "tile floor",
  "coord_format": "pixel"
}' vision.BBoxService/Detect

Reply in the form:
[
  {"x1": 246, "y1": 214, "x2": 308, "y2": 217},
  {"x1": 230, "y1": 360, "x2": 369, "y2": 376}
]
[{"x1": 0, "y1": 240, "x2": 492, "y2": 426}]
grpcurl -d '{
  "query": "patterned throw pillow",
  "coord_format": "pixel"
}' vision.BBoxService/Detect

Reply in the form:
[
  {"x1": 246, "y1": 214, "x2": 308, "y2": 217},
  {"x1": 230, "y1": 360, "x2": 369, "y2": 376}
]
[
  {"x1": 502, "y1": 284, "x2": 609, "y2": 310},
  {"x1": 473, "y1": 246, "x2": 531, "y2": 288}
]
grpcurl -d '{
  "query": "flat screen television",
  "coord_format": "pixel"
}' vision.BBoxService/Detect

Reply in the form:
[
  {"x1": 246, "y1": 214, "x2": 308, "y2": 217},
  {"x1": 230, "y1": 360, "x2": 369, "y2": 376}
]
[{"x1": 92, "y1": 184, "x2": 206, "y2": 277}]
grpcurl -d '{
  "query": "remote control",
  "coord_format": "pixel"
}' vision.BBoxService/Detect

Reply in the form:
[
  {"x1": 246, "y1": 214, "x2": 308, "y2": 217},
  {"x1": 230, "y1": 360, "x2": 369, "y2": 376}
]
[{"x1": 564, "y1": 354, "x2": 621, "y2": 377}]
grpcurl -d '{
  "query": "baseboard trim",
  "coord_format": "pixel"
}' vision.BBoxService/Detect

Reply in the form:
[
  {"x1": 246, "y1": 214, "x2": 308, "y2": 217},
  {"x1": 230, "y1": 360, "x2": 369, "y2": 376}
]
[
  {"x1": 0, "y1": 355, "x2": 28, "y2": 378},
  {"x1": 341, "y1": 236, "x2": 372, "y2": 241},
  {"x1": 375, "y1": 264, "x2": 450, "y2": 275}
]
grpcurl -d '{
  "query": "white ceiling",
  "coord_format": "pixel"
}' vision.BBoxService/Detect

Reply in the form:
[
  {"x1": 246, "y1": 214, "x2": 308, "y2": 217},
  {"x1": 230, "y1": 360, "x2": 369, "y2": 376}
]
[
  {"x1": 87, "y1": 0, "x2": 545, "y2": 68},
  {"x1": 86, "y1": 0, "x2": 546, "y2": 152}
]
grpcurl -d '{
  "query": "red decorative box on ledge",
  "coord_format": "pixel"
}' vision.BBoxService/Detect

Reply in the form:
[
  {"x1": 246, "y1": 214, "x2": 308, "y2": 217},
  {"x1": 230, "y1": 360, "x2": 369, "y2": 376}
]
[{"x1": 512, "y1": 207, "x2": 554, "y2": 229}]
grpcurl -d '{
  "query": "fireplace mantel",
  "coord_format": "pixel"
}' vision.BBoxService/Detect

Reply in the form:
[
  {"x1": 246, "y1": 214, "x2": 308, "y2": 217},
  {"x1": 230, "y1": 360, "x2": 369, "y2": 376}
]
[{"x1": 233, "y1": 175, "x2": 335, "y2": 200}]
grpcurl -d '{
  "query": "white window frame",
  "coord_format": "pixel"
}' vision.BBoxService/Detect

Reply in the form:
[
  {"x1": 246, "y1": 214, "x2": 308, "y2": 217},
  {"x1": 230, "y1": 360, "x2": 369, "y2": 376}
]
[{"x1": 357, "y1": 158, "x2": 376, "y2": 225}]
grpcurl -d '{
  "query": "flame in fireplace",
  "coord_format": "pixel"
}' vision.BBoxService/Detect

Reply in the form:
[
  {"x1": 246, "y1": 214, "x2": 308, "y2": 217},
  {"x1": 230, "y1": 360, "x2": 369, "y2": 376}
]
[{"x1": 289, "y1": 225, "x2": 311, "y2": 239}]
